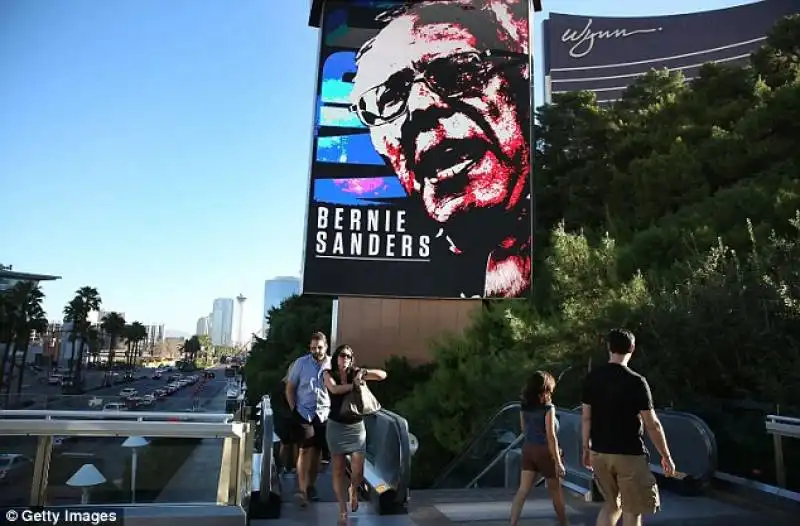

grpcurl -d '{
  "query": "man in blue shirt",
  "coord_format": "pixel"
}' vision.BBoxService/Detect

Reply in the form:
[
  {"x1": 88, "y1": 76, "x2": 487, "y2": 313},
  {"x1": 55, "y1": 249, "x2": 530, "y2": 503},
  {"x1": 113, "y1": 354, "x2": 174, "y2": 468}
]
[{"x1": 286, "y1": 331, "x2": 331, "y2": 507}]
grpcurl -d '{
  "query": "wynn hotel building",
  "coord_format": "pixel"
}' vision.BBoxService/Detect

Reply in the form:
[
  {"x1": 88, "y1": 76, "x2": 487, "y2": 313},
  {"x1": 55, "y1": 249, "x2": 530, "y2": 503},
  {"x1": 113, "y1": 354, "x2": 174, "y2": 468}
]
[{"x1": 542, "y1": 0, "x2": 800, "y2": 104}]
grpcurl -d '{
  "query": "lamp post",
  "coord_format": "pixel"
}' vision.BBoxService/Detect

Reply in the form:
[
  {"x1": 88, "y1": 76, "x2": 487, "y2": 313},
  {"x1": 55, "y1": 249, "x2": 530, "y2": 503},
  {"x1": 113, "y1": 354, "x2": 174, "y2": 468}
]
[
  {"x1": 121, "y1": 436, "x2": 149, "y2": 503},
  {"x1": 65, "y1": 463, "x2": 106, "y2": 504}
]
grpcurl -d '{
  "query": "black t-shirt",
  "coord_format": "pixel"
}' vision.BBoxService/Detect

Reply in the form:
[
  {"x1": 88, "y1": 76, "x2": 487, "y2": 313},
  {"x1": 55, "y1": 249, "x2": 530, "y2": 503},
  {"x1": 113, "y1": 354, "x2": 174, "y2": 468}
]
[
  {"x1": 327, "y1": 367, "x2": 363, "y2": 424},
  {"x1": 581, "y1": 363, "x2": 653, "y2": 456}
]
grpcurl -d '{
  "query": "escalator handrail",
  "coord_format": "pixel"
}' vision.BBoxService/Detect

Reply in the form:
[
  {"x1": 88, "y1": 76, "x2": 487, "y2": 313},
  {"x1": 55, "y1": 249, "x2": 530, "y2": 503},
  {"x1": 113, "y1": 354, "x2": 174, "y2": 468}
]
[
  {"x1": 432, "y1": 401, "x2": 521, "y2": 488},
  {"x1": 466, "y1": 433, "x2": 524, "y2": 488},
  {"x1": 377, "y1": 407, "x2": 412, "y2": 507},
  {"x1": 435, "y1": 401, "x2": 719, "y2": 491}
]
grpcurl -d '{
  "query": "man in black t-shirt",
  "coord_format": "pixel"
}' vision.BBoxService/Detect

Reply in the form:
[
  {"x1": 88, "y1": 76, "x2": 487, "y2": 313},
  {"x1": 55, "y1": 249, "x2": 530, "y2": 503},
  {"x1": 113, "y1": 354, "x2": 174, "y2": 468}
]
[{"x1": 581, "y1": 329, "x2": 676, "y2": 526}]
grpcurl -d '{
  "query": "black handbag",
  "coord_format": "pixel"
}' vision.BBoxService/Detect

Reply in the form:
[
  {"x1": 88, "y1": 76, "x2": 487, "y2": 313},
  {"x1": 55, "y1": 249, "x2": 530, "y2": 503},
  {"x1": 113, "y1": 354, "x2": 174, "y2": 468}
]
[{"x1": 341, "y1": 382, "x2": 381, "y2": 418}]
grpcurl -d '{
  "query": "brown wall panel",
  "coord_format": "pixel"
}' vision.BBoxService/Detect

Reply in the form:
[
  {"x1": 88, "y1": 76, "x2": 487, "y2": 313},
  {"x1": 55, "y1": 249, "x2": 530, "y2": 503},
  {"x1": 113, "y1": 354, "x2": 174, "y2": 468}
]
[{"x1": 334, "y1": 297, "x2": 481, "y2": 366}]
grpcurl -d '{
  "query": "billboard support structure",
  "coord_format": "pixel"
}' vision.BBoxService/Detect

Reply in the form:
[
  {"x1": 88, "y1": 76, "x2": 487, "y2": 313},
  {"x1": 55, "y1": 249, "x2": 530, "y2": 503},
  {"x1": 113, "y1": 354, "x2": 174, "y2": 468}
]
[{"x1": 527, "y1": 0, "x2": 537, "y2": 304}]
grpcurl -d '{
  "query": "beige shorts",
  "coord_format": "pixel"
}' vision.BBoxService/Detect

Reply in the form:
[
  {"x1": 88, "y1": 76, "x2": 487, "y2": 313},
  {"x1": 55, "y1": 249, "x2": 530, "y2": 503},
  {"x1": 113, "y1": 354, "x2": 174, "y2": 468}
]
[{"x1": 591, "y1": 452, "x2": 660, "y2": 515}]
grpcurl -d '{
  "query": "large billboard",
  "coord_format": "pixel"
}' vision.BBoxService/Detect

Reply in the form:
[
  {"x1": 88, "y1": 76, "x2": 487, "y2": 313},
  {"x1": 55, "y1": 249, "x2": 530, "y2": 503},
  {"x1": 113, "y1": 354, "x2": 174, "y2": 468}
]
[
  {"x1": 302, "y1": 0, "x2": 533, "y2": 299},
  {"x1": 543, "y1": 0, "x2": 800, "y2": 103}
]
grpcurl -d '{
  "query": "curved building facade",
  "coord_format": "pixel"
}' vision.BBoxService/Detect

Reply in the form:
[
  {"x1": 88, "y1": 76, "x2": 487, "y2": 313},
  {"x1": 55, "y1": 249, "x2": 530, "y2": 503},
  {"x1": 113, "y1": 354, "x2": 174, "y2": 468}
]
[{"x1": 543, "y1": 0, "x2": 799, "y2": 104}]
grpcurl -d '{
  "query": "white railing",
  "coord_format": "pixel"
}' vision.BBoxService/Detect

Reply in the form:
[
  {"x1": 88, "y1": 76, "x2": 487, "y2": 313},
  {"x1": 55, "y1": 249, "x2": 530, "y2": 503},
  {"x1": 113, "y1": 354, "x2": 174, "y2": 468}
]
[
  {"x1": 0, "y1": 410, "x2": 252, "y2": 507},
  {"x1": 765, "y1": 414, "x2": 800, "y2": 488},
  {"x1": 0, "y1": 409, "x2": 233, "y2": 422}
]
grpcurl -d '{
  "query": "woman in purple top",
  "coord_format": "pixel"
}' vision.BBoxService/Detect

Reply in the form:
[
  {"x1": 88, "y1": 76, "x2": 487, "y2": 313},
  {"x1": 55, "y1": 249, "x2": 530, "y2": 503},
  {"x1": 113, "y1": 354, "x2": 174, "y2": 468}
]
[{"x1": 510, "y1": 371, "x2": 568, "y2": 526}]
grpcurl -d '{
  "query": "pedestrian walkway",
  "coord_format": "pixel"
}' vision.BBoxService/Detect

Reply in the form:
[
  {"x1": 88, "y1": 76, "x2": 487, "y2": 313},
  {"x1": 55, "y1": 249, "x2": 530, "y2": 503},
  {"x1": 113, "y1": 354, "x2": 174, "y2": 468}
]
[{"x1": 155, "y1": 380, "x2": 228, "y2": 502}]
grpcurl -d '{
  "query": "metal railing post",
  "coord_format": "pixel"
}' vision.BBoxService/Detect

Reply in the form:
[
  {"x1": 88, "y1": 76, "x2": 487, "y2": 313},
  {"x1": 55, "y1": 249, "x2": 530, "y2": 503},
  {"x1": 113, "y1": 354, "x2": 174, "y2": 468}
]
[
  {"x1": 30, "y1": 435, "x2": 54, "y2": 506},
  {"x1": 236, "y1": 423, "x2": 253, "y2": 506},
  {"x1": 773, "y1": 433, "x2": 786, "y2": 488}
]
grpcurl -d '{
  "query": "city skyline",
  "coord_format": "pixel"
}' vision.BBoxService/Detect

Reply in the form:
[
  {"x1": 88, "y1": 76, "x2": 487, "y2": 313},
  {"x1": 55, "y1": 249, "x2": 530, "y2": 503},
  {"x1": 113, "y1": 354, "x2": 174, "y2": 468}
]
[{"x1": 0, "y1": 0, "x2": 754, "y2": 334}]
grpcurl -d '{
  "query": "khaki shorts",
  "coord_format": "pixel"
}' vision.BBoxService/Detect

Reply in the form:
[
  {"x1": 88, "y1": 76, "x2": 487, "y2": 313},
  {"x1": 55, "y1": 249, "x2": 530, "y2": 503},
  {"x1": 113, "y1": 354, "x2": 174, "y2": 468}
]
[{"x1": 591, "y1": 452, "x2": 660, "y2": 515}]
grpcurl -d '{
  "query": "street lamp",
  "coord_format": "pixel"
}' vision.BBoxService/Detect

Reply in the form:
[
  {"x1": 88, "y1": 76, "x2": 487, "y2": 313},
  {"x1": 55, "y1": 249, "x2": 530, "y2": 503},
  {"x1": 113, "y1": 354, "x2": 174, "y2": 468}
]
[
  {"x1": 121, "y1": 436, "x2": 149, "y2": 503},
  {"x1": 66, "y1": 463, "x2": 106, "y2": 504}
]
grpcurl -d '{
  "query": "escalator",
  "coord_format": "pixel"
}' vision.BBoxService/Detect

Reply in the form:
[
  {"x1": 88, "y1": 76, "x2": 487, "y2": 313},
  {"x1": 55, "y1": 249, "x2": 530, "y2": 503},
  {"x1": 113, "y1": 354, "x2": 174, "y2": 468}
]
[
  {"x1": 249, "y1": 398, "x2": 797, "y2": 525},
  {"x1": 426, "y1": 402, "x2": 798, "y2": 525}
]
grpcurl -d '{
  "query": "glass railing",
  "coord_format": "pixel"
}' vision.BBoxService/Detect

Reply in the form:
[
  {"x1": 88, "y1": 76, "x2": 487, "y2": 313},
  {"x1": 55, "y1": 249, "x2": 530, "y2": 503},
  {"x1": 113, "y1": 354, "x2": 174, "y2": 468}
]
[
  {"x1": 432, "y1": 401, "x2": 521, "y2": 489},
  {"x1": 434, "y1": 401, "x2": 720, "y2": 497},
  {"x1": 0, "y1": 409, "x2": 252, "y2": 509}
]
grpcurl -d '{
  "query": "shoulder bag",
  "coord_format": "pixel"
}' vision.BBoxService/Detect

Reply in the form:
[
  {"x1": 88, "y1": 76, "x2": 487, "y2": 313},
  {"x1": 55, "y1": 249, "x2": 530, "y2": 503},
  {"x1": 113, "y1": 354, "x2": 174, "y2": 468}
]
[{"x1": 341, "y1": 381, "x2": 381, "y2": 418}]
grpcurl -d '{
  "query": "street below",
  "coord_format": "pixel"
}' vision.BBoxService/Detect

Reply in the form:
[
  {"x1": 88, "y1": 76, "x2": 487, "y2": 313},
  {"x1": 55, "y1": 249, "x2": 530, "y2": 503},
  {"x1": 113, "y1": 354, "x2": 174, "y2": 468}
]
[{"x1": 0, "y1": 366, "x2": 231, "y2": 506}]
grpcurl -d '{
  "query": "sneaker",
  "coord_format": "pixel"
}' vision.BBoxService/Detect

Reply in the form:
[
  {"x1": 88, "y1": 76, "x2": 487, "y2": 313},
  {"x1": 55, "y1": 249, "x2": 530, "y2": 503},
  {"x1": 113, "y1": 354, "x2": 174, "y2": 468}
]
[
  {"x1": 308, "y1": 486, "x2": 320, "y2": 501},
  {"x1": 294, "y1": 490, "x2": 308, "y2": 508}
]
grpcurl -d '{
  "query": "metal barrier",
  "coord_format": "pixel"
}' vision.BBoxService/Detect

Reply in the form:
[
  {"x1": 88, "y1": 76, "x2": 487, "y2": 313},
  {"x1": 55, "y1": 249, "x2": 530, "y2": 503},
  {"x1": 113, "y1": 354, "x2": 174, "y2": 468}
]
[
  {"x1": 0, "y1": 409, "x2": 250, "y2": 526},
  {"x1": 435, "y1": 402, "x2": 718, "y2": 498},
  {"x1": 525, "y1": 407, "x2": 717, "y2": 497},
  {"x1": 363, "y1": 407, "x2": 413, "y2": 514},
  {"x1": 765, "y1": 414, "x2": 800, "y2": 488},
  {"x1": 248, "y1": 396, "x2": 413, "y2": 518}
]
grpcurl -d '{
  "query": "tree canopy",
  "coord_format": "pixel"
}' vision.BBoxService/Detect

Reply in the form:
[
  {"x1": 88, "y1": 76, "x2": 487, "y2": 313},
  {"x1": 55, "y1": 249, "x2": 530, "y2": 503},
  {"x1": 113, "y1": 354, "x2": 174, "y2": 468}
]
[{"x1": 243, "y1": 294, "x2": 332, "y2": 403}]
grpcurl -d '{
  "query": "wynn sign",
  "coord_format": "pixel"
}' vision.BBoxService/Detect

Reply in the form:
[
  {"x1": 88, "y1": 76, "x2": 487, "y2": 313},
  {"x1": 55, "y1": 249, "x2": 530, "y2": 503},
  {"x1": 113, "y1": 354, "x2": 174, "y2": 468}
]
[
  {"x1": 543, "y1": 0, "x2": 800, "y2": 104},
  {"x1": 560, "y1": 18, "x2": 663, "y2": 58}
]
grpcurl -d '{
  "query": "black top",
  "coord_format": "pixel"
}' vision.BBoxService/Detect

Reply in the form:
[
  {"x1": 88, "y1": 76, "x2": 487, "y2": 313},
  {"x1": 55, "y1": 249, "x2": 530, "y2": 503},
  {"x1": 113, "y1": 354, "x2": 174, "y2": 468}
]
[
  {"x1": 270, "y1": 380, "x2": 291, "y2": 420},
  {"x1": 581, "y1": 363, "x2": 654, "y2": 456},
  {"x1": 327, "y1": 367, "x2": 363, "y2": 424}
]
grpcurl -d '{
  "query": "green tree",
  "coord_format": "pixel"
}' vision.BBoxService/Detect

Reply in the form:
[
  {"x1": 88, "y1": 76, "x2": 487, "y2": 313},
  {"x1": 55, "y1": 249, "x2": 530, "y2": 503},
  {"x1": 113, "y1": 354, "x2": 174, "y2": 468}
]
[
  {"x1": 243, "y1": 294, "x2": 332, "y2": 403},
  {"x1": 751, "y1": 14, "x2": 800, "y2": 89},
  {"x1": 63, "y1": 286, "x2": 102, "y2": 385},
  {"x1": 100, "y1": 312, "x2": 126, "y2": 384},
  {"x1": 180, "y1": 335, "x2": 201, "y2": 365},
  {"x1": 0, "y1": 282, "x2": 48, "y2": 397},
  {"x1": 124, "y1": 322, "x2": 148, "y2": 369}
]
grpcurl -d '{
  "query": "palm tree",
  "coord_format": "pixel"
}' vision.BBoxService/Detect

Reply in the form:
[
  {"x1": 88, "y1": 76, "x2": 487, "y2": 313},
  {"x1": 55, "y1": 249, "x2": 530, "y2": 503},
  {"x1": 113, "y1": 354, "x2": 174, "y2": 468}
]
[
  {"x1": 0, "y1": 282, "x2": 48, "y2": 404},
  {"x1": 100, "y1": 312, "x2": 126, "y2": 385},
  {"x1": 0, "y1": 290, "x2": 16, "y2": 394},
  {"x1": 123, "y1": 322, "x2": 147, "y2": 370},
  {"x1": 130, "y1": 322, "x2": 147, "y2": 368},
  {"x1": 179, "y1": 336, "x2": 201, "y2": 369},
  {"x1": 86, "y1": 327, "x2": 100, "y2": 365},
  {"x1": 0, "y1": 282, "x2": 48, "y2": 399},
  {"x1": 15, "y1": 304, "x2": 47, "y2": 395},
  {"x1": 63, "y1": 287, "x2": 102, "y2": 384}
]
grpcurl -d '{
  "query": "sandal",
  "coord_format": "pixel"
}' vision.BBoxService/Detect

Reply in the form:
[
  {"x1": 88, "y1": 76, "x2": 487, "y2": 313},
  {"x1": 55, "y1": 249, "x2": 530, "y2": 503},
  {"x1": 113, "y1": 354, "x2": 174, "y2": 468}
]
[
  {"x1": 338, "y1": 511, "x2": 348, "y2": 523},
  {"x1": 293, "y1": 490, "x2": 308, "y2": 509},
  {"x1": 349, "y1": 485, "x2": 359, "y2": 512}
]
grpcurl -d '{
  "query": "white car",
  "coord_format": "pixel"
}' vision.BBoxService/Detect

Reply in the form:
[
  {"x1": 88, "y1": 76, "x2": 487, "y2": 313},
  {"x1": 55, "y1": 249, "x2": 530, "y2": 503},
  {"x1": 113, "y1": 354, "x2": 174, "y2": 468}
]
[
  {"x1": 103, "y1": 402, "x2": 127, "y2": 412},
  {"x1": 119, "y1": 388, "x2": 137, "y2": 398}
]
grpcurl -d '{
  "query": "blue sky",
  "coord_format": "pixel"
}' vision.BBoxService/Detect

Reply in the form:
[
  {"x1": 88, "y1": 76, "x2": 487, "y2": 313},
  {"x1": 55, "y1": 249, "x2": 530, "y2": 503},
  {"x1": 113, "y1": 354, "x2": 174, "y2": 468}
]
[{"x1": 0, "y1": 0, "x2": 755, "y2": 336}]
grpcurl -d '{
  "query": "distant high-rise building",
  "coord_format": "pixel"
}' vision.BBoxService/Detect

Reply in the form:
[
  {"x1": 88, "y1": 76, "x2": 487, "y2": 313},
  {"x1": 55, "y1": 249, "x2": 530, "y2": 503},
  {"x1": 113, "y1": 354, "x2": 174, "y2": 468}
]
[
  {"x1": 144, "y1": 324, "x2": 165, "y2": 355},
  {"x1": 211, "y1": 298, "x2": 234, "y2": 347},
  {"x1": 196, "y1": 316, "x2": 210, "y2": 336},
  {"x1": 262, "y1": 277, "x2": 301, "y2": 335}
]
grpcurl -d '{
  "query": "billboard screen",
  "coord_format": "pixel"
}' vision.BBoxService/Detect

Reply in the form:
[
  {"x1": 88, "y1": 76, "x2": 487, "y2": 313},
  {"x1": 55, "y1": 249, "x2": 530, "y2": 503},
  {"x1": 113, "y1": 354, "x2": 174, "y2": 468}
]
[
  {"x1": 302, "y1": 0, "x2": 532, "y2": 299},
  {"x1": 543, "y1": 0, "x2": 800, "y2": 104}
]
